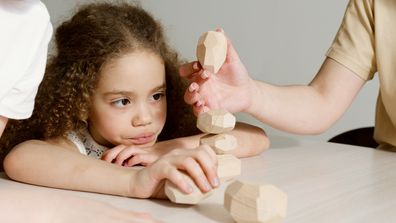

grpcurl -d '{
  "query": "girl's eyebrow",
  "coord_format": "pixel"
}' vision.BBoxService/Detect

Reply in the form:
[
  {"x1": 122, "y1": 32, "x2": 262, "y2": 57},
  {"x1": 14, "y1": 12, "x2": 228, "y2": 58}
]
[
  {"x1": 103, "y1": 83, "x2": 166, "y2": 96},
  {"x1": 152, "y1": 83, "x2": 167, "y2": 91}
]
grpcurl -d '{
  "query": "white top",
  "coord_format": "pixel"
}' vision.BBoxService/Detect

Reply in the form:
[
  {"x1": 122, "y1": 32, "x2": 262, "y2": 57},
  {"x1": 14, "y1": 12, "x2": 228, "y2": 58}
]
[
  {"x1": 67, "y1": 129, "x2": 108, "y2": 159},
  {"x1": 0, "y1": 0, "x2": 52, "y2": 119}
]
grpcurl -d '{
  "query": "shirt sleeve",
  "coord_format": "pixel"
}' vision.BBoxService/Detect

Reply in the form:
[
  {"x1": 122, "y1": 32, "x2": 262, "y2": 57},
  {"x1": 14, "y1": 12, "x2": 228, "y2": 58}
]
[
  {"x1": 326, "y1": 0, "x2": 376, "y2": 80},
  {"x1": 0, "y1": 0, "x2": 53, "y2": 119}
]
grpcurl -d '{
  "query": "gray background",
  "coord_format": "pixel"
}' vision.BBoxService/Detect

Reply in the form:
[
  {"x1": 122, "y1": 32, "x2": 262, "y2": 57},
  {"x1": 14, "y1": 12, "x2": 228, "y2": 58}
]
[{"x1": 42, "y1": 0, "x2": 379, "y2": 146}]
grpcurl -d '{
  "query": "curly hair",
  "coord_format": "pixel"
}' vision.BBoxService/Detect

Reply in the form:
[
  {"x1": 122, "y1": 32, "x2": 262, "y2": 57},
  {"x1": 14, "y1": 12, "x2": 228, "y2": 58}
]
[{"x1": 0, "y1": 2, "x2": 198, "y2": 156}]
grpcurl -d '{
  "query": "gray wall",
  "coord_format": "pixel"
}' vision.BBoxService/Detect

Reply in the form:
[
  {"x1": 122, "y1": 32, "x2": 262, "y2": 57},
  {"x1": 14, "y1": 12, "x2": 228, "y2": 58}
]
[{"x1": 42, "y1": 0, "x2": 378, "y2": 146}]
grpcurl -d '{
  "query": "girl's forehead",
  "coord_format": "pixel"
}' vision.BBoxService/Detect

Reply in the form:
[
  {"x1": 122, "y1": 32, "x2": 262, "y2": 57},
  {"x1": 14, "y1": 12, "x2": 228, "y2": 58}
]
[
  {"x1": 97, "y1": 51, "x2": 166, "y2": 92},
  {"x1": 103, "y1": 50, "x2": 164, "y2": 70}
]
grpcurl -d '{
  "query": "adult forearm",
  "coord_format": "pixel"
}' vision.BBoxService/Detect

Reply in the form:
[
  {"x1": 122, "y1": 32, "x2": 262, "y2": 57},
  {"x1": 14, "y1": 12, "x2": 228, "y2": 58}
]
[
  {"x1": 164, "y1": 123, "x2": 268, "y2": 157},
  {"x1": 227, "y1": 122, "x2": 269, "y2": 157},
  {"x1": 247, "y1": 81, "x2": 338, "y2": 134},
  {"x1": 246, "y1": 58, "x2": 366, "y2": 134}
]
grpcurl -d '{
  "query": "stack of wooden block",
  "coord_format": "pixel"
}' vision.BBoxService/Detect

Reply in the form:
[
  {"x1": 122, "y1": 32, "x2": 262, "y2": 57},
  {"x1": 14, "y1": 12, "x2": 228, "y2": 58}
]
[
  {"x1": 164, "y1": 109, "x2": 241, "y2": 204},
  {"x1": 166, "y1": 30, "x2": 288, "y2": 222}
]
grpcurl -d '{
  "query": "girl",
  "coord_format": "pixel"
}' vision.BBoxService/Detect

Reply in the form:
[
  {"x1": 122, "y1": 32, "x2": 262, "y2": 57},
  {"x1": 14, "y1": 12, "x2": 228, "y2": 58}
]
[{"x1": 1, "y1": 2, "x2": 269, "y2": 199}]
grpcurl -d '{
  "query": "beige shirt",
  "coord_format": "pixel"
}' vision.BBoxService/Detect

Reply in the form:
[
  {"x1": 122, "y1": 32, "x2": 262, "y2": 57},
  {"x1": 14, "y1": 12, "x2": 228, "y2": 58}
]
[{"x1": 326, "y1": 0, "x2": 396, "y2": 150}]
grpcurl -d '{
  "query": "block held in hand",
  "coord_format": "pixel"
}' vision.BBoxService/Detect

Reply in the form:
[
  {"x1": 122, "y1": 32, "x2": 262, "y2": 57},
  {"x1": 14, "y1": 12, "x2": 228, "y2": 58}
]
[{"x1": 196, "y1": 31, "x2": 227, "y2": 74}]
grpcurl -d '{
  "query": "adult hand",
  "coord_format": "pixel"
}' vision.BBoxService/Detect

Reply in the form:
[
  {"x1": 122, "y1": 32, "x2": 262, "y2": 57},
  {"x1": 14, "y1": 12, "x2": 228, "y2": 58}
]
[{"x1": 179, "y1": 29, "x2": 254, "y2": 116}]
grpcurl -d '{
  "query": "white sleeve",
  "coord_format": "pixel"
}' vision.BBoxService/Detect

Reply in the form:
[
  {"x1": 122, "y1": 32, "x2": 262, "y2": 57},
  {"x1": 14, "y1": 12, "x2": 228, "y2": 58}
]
[{"x1": 0, "y1": 0, "x2": 53, "y2": 119}]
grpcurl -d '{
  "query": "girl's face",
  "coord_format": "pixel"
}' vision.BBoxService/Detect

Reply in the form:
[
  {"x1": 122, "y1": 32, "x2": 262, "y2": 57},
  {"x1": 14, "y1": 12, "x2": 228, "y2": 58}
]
[{"x1": 88, "y1": 51, "x2": 167, "y2": 148}]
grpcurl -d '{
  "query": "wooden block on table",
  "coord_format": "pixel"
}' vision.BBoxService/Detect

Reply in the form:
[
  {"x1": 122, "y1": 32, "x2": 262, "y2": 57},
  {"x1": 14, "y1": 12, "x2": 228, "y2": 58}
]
[
  {"x1": 196, "y1": 31, "x2": 227, "y2": 74},
  {"x1": 217, "y1": 154, "x2": 241, "y2": 182},
  {"x1": 200, "y1": 133, "x2": 237, "y2": 154},
  {"x1": 165, "y1": 172, "x2": 213, "y2": 205},
  {"x1": 197, "y1": 109, "x2": 236, "y2": 134},
  {"x1": 224, "y1": 180, "x2": 288, "y2": 223}
]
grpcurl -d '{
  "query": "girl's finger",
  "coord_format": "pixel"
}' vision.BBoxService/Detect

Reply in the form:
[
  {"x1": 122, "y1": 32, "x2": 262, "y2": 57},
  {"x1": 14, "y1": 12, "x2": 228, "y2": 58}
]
[
  {"x1": 178, "y1": 157, "x2": 212, "y2": 193},
  {"x1": 127, "y1": 153, "x2": 158, "y2": 167},
  {"x1": 192, "y1": 146, "x2": 219, "y2": 188},
  {"x1": 101, "y1": 144, "x2": 126, "y2": 162},
  {"x1": 115, "y1": 147, "x2": 147, "y2": 166},
  {"x1": 158, "y1": 166, "x2": 193, "y2": 195}
]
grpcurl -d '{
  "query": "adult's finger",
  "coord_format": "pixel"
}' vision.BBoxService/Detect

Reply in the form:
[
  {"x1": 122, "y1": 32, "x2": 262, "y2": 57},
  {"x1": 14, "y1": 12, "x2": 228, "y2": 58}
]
[
  {"x1": 223, "y1": 32, "x2": 241, "y2": 63},
  {"x1": 179, "y1": 61, "x2": 201, "y2": 78},
  {"x1": 184, "y1": 85, "x2": 201, "y2": 105}
]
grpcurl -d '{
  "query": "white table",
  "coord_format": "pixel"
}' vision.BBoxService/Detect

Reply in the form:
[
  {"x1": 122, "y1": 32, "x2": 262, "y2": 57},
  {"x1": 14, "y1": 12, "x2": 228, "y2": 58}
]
[{"x1": 2, "y1": 141, "x2": 396, "y2": 223}]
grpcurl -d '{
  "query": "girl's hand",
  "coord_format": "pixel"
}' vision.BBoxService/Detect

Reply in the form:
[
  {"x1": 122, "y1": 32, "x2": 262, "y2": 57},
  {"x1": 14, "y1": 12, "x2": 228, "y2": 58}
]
[
  {"x1": 129, "y1": 145, "x2": 219, "y2": 199},
  {"x1": 101, "y1": 145, "x2": 159, "y2": 167}
]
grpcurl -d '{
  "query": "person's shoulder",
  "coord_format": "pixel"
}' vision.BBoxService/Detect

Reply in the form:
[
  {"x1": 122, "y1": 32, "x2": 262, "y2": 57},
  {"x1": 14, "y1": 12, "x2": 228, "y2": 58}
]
[
  {"x1": 0, "y1": 0, "x2": 50, "y2": 24},
  {"x1": 23, "y1": 0, "x2": 51, "y2": 24}
]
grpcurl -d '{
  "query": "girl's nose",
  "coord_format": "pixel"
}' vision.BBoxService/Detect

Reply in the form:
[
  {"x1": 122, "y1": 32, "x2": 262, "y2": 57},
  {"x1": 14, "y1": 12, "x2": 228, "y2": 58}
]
[{"x1": 132, "y1": 103, "x2": 153, "y2": 127}]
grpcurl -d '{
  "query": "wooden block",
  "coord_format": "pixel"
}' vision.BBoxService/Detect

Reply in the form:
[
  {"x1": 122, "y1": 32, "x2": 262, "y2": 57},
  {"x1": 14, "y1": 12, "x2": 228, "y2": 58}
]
[
  {"x1": 165, "y1": 172, "x2": 213, "y2": 204},
  {"x1": 196, "y1": 31, "x2": 227, "y2": 74},
  {"x1": 200, "y1": 134, "x2": 237, "y2": 154},
  {"x1": 217, "y1": 154, "x2": 241, "y2": 182},
  {"x1": 197, "y1": 109, "x2": 236, "y2": 134},
  {"x1": 224, "y1": 180, "x2": 288, "y2": 223}
]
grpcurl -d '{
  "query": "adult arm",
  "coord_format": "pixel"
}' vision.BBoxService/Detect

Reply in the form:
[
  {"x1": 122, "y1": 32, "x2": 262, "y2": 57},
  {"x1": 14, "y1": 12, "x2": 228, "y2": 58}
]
[
  {"x1": 248, "y1": 58, "x2": 366, "y2": 134},
  {"x1": 181, "y1": 55, "x2": 366, "y2": 134}
]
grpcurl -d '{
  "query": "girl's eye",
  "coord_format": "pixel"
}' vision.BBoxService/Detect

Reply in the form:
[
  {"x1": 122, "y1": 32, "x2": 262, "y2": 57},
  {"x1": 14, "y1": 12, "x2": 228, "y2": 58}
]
[
  {"x1": 151, "y1": 93, "x2": 165, "y2": 101},
  {"x1": 112, "y1": 98, "x2": 130, "y2": 107}
]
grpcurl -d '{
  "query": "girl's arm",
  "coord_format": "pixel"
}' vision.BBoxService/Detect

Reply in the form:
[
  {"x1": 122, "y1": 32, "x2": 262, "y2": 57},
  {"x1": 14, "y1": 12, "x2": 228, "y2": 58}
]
[
  {"x1": 4, "y1": 139, "x2": 133, "y2": 196},
  {"x1": 3, "y1": 138, "x2": 218, "y2": 198}
]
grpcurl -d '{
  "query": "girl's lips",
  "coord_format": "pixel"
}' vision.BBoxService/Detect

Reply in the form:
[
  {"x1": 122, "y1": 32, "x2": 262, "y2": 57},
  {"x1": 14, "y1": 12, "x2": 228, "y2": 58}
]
[{"x1": 129, "y1": 133, "x2": 155, "y2": 145}]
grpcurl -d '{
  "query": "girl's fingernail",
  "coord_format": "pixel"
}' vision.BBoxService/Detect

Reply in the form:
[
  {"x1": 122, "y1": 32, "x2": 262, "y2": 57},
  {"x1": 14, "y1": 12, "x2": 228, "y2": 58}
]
[
  {"x1": 204, "y1": 181, "x2": 212, "y2": 191},
  {"x1": 186, "y1": 183, "x2": 193, "y2": 193},
  {"x1": 212, "y1": 177, "x2": 219, "y2": 187}
]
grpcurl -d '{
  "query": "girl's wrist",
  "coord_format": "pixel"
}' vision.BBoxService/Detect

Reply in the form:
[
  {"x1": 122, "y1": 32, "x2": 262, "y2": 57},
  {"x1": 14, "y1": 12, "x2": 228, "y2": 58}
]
[{"x1": 124, "y1": 167, "x2": 140, "y2": 197}]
